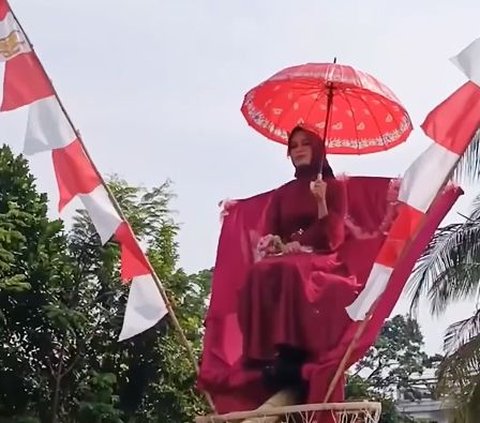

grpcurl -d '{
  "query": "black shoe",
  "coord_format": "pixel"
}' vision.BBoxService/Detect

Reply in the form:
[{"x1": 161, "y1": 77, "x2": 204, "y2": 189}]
[
  {"x1": 261, "y1": 358, "x2": 303, "y2": 391},
  {"x1": 262, "y1": 363, "x2": 280, "y2": 390},
  {"x1": 277, "y1": 344, "x2": 308, "y2": 364}
]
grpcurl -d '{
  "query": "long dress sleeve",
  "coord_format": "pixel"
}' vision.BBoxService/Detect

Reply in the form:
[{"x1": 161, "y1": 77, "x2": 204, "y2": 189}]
[{"x1": 294, "y1": 179, "x2": 347, "y2": 252}]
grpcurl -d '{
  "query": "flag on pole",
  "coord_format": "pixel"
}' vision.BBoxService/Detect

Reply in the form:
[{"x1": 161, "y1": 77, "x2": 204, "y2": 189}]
[
  {"x1": 0, "y1": 0, "x2": 168, "y2": 340},
  {"x1": 451, "y1": 36, "x2": 480, "y2": 86},
  {"x1": 0, "y1": 3, "x2": 53, "y2": 110},
  {"x1": 346, "y1": 37, "x2": 480, "y2": 320}
]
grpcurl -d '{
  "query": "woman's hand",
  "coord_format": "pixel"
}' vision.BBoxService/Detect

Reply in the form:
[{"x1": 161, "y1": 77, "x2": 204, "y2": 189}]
[
  {"x1": 310, "y1": 178, "x2": 327, "y2": 203},
  {"x1": 310, "y1": 177, "x2": 328, "y2": 219}
]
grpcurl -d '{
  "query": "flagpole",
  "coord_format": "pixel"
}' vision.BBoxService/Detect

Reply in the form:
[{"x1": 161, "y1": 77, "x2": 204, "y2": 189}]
[
  {"x1": 323, "y1": 314, "x2": 371, "y2": 402},
  {"x1": 7, "y1": 3, "x2": 216, "y2": 412}
]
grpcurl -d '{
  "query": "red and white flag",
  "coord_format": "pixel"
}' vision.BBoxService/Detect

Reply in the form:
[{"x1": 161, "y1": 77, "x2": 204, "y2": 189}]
[
  {"x1": 0, "y1": 3, "x2": 52, "y2": 111},
  {"x1": 346, "y1": 38, "x2": 480, "y2": 320},
  {"x1": 0, "y1": 0, "x2": 167, "y2": 340},
  {"x1": 451, "y1": 37, "x2": 480, "y2": 86}
]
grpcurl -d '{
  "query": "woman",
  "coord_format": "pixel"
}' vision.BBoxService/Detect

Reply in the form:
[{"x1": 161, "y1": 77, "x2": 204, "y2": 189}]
[{"x1": 237, "y1": 126, "x2": 359, "y2": 393}]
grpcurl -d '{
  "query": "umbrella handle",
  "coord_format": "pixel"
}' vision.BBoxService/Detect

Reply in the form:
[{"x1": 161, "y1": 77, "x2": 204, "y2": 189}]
[
  {"x1": 318, "y1": 155, "x2": 324, "y2": 181},
  {"x1": 310, "y1": 173, "x2": 323, "y2": 192},
  {"x1": 310, "y1": 174, "x2": 327, "y2": 219}
]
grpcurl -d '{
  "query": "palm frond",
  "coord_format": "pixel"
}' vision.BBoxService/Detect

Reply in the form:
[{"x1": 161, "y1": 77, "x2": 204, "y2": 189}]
[
  {"x1": 453, "y1": 129, "x2": 480, "y2": 184},
  {"x1": 444, "y1": 309, "x2": 480, "y2": 355},
  {"x1": 428, "y1": 262, "x2": 480, "y2": 315},
  {"x1": 469, "y1": 192, "x2": 480, "y2": 221},
  {"x1": 438, "y1": 335, "x2": 480, "y2": 388},
  {"x1": 447, "y1": 383, "x2": 480, "y2": 423},
  {"x1": 408, "y1": 221, "x2": 480, "y2": 314},
  {"x1": 408, "y1": 224, "x2": 460, "y2": 313},
  {"x1": 436, "y1": 334, "x2": 480, "y2": 423}
]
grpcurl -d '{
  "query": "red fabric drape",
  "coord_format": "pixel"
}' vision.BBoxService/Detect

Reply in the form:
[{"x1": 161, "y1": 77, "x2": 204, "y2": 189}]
[{"x1": 198, "y1": 176, "x2": 461, "y2": 414}]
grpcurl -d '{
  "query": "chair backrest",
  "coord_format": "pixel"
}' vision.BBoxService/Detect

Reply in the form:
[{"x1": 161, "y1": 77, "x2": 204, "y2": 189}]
[{"x1": 338, "y1": 176, "x2": 398, "y2": 288}]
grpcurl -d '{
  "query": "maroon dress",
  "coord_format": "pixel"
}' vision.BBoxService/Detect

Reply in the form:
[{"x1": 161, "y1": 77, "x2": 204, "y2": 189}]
[{"x1": 238, "y1": 174, "x2": 359, "y2": 363}]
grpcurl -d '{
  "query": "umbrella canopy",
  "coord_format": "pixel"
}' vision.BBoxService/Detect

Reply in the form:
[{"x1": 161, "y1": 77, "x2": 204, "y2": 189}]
[{"x1": 241, "y1": 62, "x2": 413, "y2": 154}]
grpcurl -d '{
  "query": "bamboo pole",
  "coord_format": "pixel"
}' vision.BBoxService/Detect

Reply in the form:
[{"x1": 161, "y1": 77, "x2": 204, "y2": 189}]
[
  {"x1": 240, "y1": 389, "x2": 298, "y2": 423},
  {"x1": 195, "y1": 389, "x2": 298, "y2": 423},
  {"x1": 195, "y1": 401, "x2": 382, "y2": 422},
  {"x1": 323, "y1": 316, "x2": 371, "y2": 403},
  {"x1": 7, "y1": 2, "x2": 216, "y2": 412}
]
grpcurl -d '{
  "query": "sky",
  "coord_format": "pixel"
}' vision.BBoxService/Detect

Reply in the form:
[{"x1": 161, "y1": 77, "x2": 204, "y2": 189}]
[{"x1": 1, "y1": 0, "x2": 480, "y2": 354}]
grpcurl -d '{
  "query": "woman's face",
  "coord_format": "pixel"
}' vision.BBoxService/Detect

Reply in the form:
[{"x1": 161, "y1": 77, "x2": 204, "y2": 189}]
[{"x1": 289, "y1": 130, "x2": 313, "y2": 167}]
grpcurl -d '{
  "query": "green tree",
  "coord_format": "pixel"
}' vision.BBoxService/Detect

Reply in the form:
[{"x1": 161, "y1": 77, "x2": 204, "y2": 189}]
[
  {"x1": 409, "y1": 214, "x2": 480, "y2": 423},
  {"x1": 0, "y1": 145, "x2": 74, "y2": 422},
  {"x1": 346, "y1": 315, "x2": 431, "y2": 423},
  {"x1": 82, "y1": 177, "x2": 210, "y2": 422},
  {"x1": 0, "y1": 149, "x2": 209, "y2": 422},
  {"x1": 406, "y1": 132, "x2": 480, "y2": 422},
  {"x1": 77, "y1": 372, "x2": 123, "y2": 423},
  {"x1": 55, "y1": 176, "x2": 210, "y2": 422}
]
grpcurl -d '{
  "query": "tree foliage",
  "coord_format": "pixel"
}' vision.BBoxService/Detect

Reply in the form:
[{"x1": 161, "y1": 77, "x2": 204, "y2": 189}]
[
  {"x1": 346, "y1": 315, "x2": 432, "y2": 423},
  {"x1": 408, "y1": 179, "x2": 480, "y2": 421},
  {"x1": 0, "y1": 147, "x2": 210, "y2": 422}
]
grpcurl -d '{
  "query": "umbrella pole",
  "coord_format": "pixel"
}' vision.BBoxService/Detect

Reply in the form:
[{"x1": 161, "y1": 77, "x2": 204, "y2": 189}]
[
  {"x1": 319, "y1": 57, "x2": 337, "y2": 176},
  {"x1": 322, "y1": 85, "x2": 334, "y2": 143},
  {"x1": 318, "y1": 86, "x2": 333, "y2": 177}
]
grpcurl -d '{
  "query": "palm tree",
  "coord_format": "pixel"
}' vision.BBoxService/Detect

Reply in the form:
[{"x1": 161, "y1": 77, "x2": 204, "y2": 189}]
[{"x1": 408, "y1": 133, "x2": 480, "y2": 422}]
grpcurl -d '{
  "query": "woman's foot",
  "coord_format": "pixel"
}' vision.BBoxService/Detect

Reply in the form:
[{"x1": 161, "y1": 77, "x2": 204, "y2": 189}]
[
  {"x1": 261, "y1": 355, "x2": 304, "y2": 391},
  {"x1": 277, "y1": 344, "x2": 308, "y2": 364}
]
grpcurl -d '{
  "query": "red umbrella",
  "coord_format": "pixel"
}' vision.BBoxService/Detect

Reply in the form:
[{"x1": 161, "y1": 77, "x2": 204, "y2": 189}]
[{"x1": 241, "y1": 62, "x2": 413, "y2": 154}]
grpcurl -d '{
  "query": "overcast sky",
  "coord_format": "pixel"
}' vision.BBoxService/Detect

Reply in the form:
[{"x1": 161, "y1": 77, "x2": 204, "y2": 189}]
[{"x1": 2, "y1": 0, "x2": 480, "y2": 354}]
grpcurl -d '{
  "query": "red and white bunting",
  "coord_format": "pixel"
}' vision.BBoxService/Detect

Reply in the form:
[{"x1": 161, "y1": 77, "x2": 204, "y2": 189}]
[
  {"x1": 0, "y1": 4, "x2": 53, "y2": 110},
  {"x1": 0, "y1": 0, "x2": 167, "y2": 340},
  {"x1": 80, "y1": 186, "x2": 123, "y2": 245},
  {"x1": 451, "y1": 37, "x2": 480, "y2": 87},
  {"x1": 115, "y1": 222, "x2": 168, "y2": 338},
  {"x1": 346, "y1": 40, "x2": 480, "y2": 321},
  {"x1": 119, "y1": 274, "x2": 168, "y2": 341},
  {"x1": 25, "y1": 97, "x2": 74, "y2": 154}
]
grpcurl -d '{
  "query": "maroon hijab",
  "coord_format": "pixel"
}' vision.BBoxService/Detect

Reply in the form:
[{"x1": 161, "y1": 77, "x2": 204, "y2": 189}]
[{"x1": 288, "y1": 126, "x2": 335, "y2": 179}]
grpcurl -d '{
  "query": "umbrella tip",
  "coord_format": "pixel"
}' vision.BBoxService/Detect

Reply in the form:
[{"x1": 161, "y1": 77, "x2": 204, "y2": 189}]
[{"x1": 333, "y1": 57, "x2": 337, "y2": 64}]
